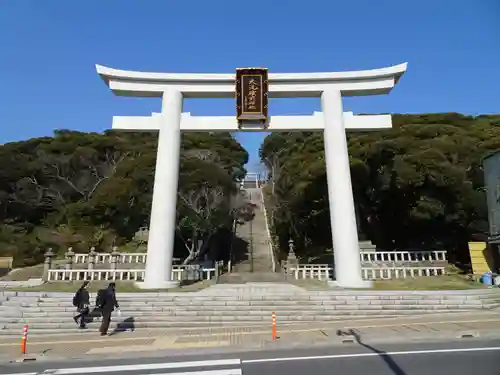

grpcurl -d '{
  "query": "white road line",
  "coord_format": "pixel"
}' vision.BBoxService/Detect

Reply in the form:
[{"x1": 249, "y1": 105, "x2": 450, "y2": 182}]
[
  {"x1": 137, "y1": 371, "x2": 241, "y2": 375},
  {"x1": 1, "y1": 371, "x2": 242, "y2": 375},
  {"x1": 38, "y1": 359, "x2": 241, "y2": 374},
  {"x1": 243, "y1": 346, "x2": 500, "y2": 364}
]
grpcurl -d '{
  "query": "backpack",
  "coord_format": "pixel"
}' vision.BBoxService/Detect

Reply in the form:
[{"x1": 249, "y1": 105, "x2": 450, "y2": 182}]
[
  {"x1": 72, "y1": 290, "x2": 81, "y2": 307},
  {"x1": 96, "y1": 289, "x2": 106, "y2": 308}
]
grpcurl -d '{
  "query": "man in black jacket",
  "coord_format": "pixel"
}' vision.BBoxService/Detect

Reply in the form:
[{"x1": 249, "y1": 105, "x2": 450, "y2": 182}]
[
  {"x1": 73, "y1": 281, "x2": 90, "y2": 329},
  {"x1": 98, "y1": 282, "x2": 120, "y2": 336}
]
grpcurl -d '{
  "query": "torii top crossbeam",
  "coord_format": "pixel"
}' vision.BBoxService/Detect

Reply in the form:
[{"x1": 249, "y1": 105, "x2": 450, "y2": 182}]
[{"x1": 96, "y1": 63, "x2": 407, "y2": 98}]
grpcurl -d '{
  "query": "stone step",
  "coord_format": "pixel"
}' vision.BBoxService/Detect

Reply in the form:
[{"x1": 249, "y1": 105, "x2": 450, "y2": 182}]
[
  {"x1": 0, "y1": 306, "x2": 482, "y2": 321},
  {"x1": 0, "y1": 304, "x2": 481, "y2": 319},
  {"x1": 4, "y1": 294, "x2": 493, "y2": 301},
  {"x1": 218, "y1": 273, "x2": 287, "y2": 283},
  {"x1": 2, "y1": 296, "x2": 492, "y2": 304},
  {"x1": 0, "y1": 307, "x2": 477, "y2": 323},
  {"x1": 1, "y1": 302, "x2": 496, "y2": 311},
  {"x1": 4, "y1": 289, "x2": 498, "y2": 297},
  {"x1": 0, "y1": 310, "x2": 470, "y2": 327},
  {"x1": 1, "y1": 302, "x2": 330, "y2": 308},
  {"x1": 0, "y1": 311, "x2": 436, "y2": 325},
  {"x1": 1, "y1": 296, "x2": 494, "y2": 304},
  {"x1": 0, "y1": 300, "x2": 487, "y2": 313}
]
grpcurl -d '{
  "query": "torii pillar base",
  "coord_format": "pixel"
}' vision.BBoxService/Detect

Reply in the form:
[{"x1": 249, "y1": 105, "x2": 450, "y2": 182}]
[
  {"x1": 134, "y1": 280, "x2": 180, "y2": 290},
  {"x1": 328, "y1": 280, "x2": 373, "y2": 289}
]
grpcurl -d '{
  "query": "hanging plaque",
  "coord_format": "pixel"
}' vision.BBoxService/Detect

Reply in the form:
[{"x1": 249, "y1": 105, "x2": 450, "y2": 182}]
[{"x1": 236, "y1": 68, "x2": 269, "y2": 122}]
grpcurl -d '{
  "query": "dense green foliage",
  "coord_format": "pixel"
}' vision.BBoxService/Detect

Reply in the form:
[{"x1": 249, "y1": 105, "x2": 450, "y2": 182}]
[
  {"x1": 260, "y1": 113, "x2": 500, "y2": 263},
  {"x1": 0, "y1": 130, "x2": 248, "y2": 267}
]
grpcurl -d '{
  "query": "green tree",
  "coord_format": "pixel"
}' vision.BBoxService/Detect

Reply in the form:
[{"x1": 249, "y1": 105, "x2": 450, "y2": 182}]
[
  {"x1": 260, "y1": 113, "x2": 500, "y2": 264},
  {"x1": 0, "y1": 129, "x2": 248, "y2": 266}
]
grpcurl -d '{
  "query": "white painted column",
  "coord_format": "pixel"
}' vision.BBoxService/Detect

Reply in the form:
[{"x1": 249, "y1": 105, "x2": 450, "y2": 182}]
[
  {"x1": 136, "y1": 88, "x2": 183, "y2": 289},
  {"x1": 321, "y1": 89, "x2": 372, "y2": 288}
]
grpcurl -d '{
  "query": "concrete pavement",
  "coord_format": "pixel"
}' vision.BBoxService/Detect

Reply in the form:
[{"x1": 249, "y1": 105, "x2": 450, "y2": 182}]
[{"x1": 1, "y1": 338, "x2": 500, "y2": 375}]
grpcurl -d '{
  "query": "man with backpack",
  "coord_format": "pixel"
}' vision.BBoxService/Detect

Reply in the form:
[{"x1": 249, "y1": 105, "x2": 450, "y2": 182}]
[
  {"x1": 72, "y1": 281, "x2": 90, "y2": 329},
  {"x1": 96, "y1": 282, "x2": 120, "y2": 336}
]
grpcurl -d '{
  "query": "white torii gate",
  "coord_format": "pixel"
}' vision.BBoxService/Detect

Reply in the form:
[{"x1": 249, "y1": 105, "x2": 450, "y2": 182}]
[{"x1": 96, "y1": 63, "x2": 407, "y2": 289}]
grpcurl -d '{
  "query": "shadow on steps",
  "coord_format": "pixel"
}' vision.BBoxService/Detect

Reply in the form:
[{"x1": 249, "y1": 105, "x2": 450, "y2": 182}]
[{"x1": 231, "y1": 236, "x2": 250, "y2": 265}]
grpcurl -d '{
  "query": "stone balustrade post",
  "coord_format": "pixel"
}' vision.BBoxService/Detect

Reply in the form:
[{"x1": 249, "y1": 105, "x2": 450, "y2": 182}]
[
  {"x1": 88, "y1": 247, "x2": 97, "y2": 270},
  {"x1": 65, "y1": 247, "x2": 75, "y2": 271},
  {"x1": 110, "y1": 247, "x2": 120, "y2": 270},
  {"x1": 286, "y1": 239, "x2": 298, "y2": 278},
  {"x1": 215, "y1": 261, "x2": 220, "y2": 283},
  {"x1": 43, "y1": 248, "x2": 55, "y2": 281}
]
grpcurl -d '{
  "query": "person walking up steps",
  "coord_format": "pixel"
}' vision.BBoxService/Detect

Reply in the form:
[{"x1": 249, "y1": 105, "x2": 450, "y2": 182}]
[
  {"x1": 72, "y1": 281, "x2": 90, "y2": 329},
  {"x1": 98, "y1": 282, "x2": 120, "y2": 336}
]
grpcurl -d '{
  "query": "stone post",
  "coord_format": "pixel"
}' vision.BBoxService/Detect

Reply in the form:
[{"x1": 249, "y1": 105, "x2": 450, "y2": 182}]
[
  {"x1": 286, "y1": 239, "x2": 298, "y2": 279},
  {"x1": 88, "y1": 247, "x2": 97, "y2": 270},
  {"x1": 65, "y1": 247, "x2": 75, "y2": 270},
  {"x1": 215, "y1": 261, "x2": 220, "y2": 284},
  {"x1": 110, "y1": 246, "x2": 120, "y2": 270},
  {"x1": 64, "y1": 247, "x2": 75, "y2": 281},
  {"x1": 43, "y1": 248, "x2": 55, "y2": 281}
]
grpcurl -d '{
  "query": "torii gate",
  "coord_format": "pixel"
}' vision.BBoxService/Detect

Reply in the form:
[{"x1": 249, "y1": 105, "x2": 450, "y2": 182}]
[{"x1": 96, "y1": 63, "x2": 407, "y2": 289}]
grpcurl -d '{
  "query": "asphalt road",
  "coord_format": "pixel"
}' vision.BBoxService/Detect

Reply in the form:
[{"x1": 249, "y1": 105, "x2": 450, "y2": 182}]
[{"x1": 1, "y1": 338, "x2": 500, "y2": 375}]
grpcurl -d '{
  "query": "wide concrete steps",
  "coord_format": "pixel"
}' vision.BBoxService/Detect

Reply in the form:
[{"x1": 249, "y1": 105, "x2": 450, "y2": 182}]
[{"x1": 1, "y1": 289, "x2": 499, "y2": 336}]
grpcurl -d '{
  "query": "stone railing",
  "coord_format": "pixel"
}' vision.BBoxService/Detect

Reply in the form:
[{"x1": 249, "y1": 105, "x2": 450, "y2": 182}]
[
  {"x1": 47, "y1": 265, "x2": 217, "y2": 282},
  {"x1": 41, "y1": 246, "x2": 448, "y2": 282},
  {"x1": 60, "y1": 247, "x2": 448, "y2": 268},
  {"x1": 73, "y1": 252, "x2": 145, "y2": 264},
  {"x1": 260, "y1": 189, "x2": 278, "y2": 273},
  {"x1": 360, "y1": 250, "x2": 447, "y2": 263},
  {"x1": 362, "y1": 266, "x2": 446, "y2": 279},
  {"x1": 288, "y1": 264, "x2": 331, "y2": 280},
  {"x1": 73, "y1": 251, "x2": 181, "y2": 265},
  {"x1": 286, "y1": 264, "x2": 447, "y2": 280},
  {"x1": 42, "y1": 248, "x2": 217, "y2": 282}
]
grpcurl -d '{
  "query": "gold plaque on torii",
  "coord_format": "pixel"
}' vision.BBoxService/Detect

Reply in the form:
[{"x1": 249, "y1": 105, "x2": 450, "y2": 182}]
[{"x1": 235, "y1": 68, "x2": 269, "y2": 123}]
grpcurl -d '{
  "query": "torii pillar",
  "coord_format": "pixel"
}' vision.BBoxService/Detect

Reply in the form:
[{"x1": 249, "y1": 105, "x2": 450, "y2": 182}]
[{"x1": 96, "y1": 63, "x2": 407, "y2": 289}]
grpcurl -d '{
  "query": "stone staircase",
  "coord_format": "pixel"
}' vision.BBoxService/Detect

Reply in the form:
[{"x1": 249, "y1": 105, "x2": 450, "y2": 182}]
[
  {"x1": 232, "y1": 187, "x2": 274, "y2": 274},
  {"x1": 218, "y1": 272, "x2": 285, "y2": 283},
  {"x1": 1, "y1": 285, "x2": 499, "y2": 337}
]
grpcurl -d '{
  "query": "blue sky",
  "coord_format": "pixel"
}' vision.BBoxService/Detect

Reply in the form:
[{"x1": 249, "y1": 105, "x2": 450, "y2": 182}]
[{"x1": 0, "y1": 1, "x2": 498, "y2": 171}]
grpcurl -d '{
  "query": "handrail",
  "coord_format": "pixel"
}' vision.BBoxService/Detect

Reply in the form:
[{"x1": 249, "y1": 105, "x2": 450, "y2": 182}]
[{"x1": 260, "y1": 187, "x2": 278, "y2": 272}]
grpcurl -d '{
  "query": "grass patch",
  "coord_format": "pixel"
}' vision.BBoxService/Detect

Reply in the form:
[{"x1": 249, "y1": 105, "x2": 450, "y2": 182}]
[
  {"x1": 1, "y1": 264, "x2": 46, "y2": 281},
  {"x1": 291, "y1": 274, "x2": 487, "y2": 291},
  {"x1": 371, "y1": 274, "x2": 486, "y2": 290},
  {"x1": 4, "y1": 279, "x2": 215, "y2": 293}
]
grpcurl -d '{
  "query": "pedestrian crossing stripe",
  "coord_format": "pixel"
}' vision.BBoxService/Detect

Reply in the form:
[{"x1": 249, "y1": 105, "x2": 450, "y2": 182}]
[
  {"x1": 2, "y1": 371, "x2": 240, "y2": 375},
  {"x1": 2, "y1": 359, "x2": 242, "y2": 375}
]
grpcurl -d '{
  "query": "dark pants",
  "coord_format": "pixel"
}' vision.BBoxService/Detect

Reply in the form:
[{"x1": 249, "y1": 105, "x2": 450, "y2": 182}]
[
  {"x1": 100, "y1": 310, "x2": 112, "y2": 334},
  {"x1": 75, "y1": 307, "x2": 89, "y2": 328}
]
